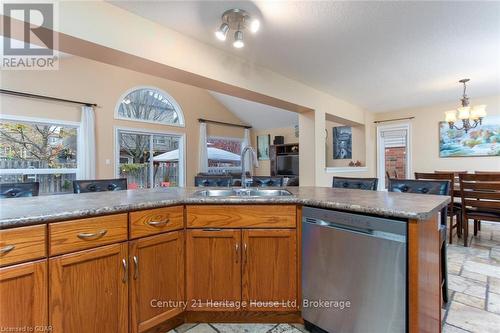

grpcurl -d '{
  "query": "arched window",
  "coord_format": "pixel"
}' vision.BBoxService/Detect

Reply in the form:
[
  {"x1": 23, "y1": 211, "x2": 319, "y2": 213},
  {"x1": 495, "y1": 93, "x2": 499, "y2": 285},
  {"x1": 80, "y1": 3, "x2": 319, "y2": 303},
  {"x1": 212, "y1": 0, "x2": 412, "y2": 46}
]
[{"x1": 116, "y1": 87, "x2": 184, "y2": 126}]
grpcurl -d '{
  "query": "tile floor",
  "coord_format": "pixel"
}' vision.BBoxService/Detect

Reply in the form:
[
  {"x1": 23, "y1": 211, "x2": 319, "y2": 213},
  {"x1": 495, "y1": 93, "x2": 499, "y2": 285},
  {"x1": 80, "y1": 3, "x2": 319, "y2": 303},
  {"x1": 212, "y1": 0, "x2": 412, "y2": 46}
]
[{"x1": 170, "y1": 221, "x2": 500, "y2": 333}]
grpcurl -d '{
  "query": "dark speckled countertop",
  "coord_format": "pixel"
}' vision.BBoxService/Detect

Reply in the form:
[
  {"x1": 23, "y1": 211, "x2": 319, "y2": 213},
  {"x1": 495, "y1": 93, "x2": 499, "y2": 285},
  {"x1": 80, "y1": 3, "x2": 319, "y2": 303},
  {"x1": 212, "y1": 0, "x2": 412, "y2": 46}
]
[{"x1": 0, "y1": 186, "x2": 450, "y2": 229}]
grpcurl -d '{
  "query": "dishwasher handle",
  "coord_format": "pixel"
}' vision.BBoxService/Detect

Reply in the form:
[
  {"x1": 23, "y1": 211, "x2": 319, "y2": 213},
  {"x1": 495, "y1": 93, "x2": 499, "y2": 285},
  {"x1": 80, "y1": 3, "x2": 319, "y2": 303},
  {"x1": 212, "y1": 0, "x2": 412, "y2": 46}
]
[{"x1": 303, "y1": 217, "x2": 406, "y2": 243}]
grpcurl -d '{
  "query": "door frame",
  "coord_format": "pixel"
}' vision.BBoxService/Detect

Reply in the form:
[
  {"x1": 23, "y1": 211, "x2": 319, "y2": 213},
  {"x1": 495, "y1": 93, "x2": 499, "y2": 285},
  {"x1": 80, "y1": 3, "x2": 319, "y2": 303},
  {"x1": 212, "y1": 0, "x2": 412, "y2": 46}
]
[{"x1": 376, "y1": 122, "x2": 412, "y2": 190}]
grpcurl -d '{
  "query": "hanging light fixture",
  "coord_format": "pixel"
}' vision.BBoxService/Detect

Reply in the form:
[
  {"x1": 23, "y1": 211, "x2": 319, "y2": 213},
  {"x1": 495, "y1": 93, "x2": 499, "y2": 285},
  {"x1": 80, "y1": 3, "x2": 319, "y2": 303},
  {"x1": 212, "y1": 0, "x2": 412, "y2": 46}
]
[
  {"x1": 214, "y1": 9, "x2": 260, "y2": 48},
  {"x1": 444, "y1": 79, "x2": 487, "y2": 133}
]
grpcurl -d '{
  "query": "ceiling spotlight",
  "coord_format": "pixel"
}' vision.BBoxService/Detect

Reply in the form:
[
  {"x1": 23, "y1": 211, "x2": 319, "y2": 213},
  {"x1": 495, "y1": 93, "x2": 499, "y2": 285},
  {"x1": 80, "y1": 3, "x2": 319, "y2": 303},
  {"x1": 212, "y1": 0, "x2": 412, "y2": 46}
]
[
  {"x1": 215, "y1": 23, "x2": 229, "y2": 41},
  {"x1": 250, "y1": 19, "x2": 260, "y2": 33},
  {"x1": 233, "y1": 30, "x2": 244, "y2": 48},
  {"x1": 215, "y1": 9, "x2": 260, "y2": 48}
]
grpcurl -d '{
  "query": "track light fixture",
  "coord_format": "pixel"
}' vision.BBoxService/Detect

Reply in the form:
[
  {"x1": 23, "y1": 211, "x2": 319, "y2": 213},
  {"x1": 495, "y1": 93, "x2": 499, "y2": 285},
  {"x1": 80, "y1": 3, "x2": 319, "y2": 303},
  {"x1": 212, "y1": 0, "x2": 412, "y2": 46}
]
[{"x1": 214, "y1": 9, "x2": 259, "y2": 48}]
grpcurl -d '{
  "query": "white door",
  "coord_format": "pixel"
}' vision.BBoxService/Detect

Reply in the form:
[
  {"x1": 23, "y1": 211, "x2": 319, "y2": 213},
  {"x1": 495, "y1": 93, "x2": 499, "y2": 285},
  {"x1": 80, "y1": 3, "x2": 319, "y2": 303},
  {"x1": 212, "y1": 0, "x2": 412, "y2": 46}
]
[{"x1": 377, "y1": 123, "x2": 412, "y2": 190}]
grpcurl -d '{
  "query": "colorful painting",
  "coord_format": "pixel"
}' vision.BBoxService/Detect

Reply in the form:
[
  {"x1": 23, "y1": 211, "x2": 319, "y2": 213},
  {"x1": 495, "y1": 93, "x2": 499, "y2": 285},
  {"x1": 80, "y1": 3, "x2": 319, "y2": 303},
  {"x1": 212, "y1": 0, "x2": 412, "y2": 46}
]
[
  {"x1": 257, "y1": 134, "x2": 270, "y2": 160},
  {"x1": 439, "y1": 116, "x2": 500, "y2": 157},
  {"x1": 333, "y1": 126, "x2": 352, "y2": 159}
]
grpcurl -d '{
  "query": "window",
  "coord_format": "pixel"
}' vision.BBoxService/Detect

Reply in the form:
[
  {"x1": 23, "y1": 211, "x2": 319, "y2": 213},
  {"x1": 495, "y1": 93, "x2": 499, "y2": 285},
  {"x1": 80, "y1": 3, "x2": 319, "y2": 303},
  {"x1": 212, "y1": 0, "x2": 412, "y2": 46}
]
[
  {"x1": 116, "y1": 128, "x2": 184, "y2": 188},
  {"x1": 0, "y1": 116, "x2": 79, "y2": 195},
  {"x1": 207, "y1": 136, "x2": 242, "y2": 174},
  {"x1": 116, "y1": 87, "x2": 184, "y2": 126}
]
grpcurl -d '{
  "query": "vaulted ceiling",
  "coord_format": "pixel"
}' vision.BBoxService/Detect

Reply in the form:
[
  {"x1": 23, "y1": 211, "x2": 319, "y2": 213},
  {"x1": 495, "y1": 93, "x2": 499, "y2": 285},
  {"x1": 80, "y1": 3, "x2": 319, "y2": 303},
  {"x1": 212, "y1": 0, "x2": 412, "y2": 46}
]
[{"x1": 110, "y1": 1, "x2": 500, "y2": 112}]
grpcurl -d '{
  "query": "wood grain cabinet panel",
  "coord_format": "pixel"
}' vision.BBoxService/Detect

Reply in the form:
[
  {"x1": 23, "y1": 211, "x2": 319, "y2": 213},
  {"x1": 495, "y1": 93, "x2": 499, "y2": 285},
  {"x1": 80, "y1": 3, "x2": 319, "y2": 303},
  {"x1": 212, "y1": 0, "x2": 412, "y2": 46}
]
[
  {"x1": 129, "y1": 231, "x2": 184, "y2": 333},
  {"x1": 187, "y1": 205, "x2": 296, "y2": 228},
  {"x1": 49, "y1": 243, "x2": 128, "y2": 333},
  {"x1": 129, "y1": 206, "x2": 184, "y2": 239},
  {"x1": 0, "y1": 260, "x2": 47, "y2": 330},
  {"x1": 49, "y1": 213, "x2": 128, "y2": 255},
  {"x1": 242, "y1": 229, "x2": 297, "y2": 311},
  {"x1": 186, "y1": 229, "x2": 241, "y2": 311},
  {"x1": 0, "y1": 224, "x2": 46, "y2": 267}
]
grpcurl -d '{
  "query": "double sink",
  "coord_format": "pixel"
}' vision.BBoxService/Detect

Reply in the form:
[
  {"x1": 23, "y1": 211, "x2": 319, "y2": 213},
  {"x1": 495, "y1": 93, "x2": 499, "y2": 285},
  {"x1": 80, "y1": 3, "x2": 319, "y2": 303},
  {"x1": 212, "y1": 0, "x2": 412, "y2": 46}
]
[{"x1": 194, "y1": 188, "x2": 293, "y2": 197}]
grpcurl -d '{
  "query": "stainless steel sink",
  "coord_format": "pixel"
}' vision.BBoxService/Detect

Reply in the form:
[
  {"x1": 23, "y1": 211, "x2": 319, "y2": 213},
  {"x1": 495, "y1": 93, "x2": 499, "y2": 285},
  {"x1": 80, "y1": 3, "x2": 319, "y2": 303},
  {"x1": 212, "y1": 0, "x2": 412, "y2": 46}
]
[{"x1": 194, "y1": 188, "x2": 293, "y2": 197}]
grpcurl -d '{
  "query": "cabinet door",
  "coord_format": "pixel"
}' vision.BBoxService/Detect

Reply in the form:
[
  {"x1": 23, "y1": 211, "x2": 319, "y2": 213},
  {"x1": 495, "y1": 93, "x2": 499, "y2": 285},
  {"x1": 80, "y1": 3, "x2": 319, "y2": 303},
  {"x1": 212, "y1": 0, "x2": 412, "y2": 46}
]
[
  {"x1": 0, "y1": 260, "x2": 47, "y2": 330},
  {"x1": 242, "y1": 229, "x2": 297, "y2": 311},
  {"x1": 49, "y1": 243, "x2": 128, "y2": 333},
  {"x1": 130, "y1": 231, "x2": 184, "y2": 333},
  {"x1": 186, "y1": 229, "x2": 241, "y2": 311}
]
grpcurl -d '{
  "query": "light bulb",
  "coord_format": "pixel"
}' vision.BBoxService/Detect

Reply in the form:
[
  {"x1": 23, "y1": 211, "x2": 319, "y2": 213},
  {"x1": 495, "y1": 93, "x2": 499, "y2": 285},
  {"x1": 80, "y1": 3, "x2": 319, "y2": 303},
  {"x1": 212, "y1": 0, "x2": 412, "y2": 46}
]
[
  {"x1": 471, "y1": 105, "x2": 487, "y2": 119},
  {"x1": 233, "y1": 30, "x2": 244, "y2": 48},
  {"x1": 250, "y1": 19, "x2": 260, "y2": 33},
  {"x1": 215, "y1": 23, "x2": 229, "y2": 41},
  {"x1": 445, "y1": 110, "x2": 457, "y2": 123},
  {"x1": 457, "y1": 106, "x2": 470, "y2": 120}
]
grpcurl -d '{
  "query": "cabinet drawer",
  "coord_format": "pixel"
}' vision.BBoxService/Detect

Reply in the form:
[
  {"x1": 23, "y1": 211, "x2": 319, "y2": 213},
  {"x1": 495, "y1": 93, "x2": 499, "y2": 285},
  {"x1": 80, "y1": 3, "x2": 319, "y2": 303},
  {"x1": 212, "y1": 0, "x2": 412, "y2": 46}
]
[
  {"x1": 129, "y1": 206, "x2": 184, "y2": 239},
  {"x1": 187, "y1": 205, "x2": 296, "y2": 228},
  {"x1": 49, "y1": 213, "x2": 128, "y2": 256},
  {"x1": 0, "y1": 224, "x2": 46, "y2": 267}
]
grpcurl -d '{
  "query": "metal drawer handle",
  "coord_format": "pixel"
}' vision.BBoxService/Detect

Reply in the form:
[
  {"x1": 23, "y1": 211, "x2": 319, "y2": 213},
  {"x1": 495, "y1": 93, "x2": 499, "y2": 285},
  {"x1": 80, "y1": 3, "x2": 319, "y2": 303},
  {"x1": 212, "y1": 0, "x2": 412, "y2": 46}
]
[
  {"x1": 122, "y1": 258, "x2": 128, "y2": 283},
  {"x1": 133, "y1": 256, "x2": 139, "y2": 280},
  {"x1": 147, "y1": 219, "x2": 169, "y2": 227},
  {"x1": 77, "y1": 229, "x2": 108, "y2": 240},
  {"x1": 0, "y1": 244, "x2": 15, "y2": 254}
]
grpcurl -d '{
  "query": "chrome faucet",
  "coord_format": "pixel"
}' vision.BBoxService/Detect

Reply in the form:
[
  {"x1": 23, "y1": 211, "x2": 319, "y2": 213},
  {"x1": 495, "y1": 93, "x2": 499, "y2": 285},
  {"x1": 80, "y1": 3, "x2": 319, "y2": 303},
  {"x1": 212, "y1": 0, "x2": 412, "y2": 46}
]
[{"x1": 241, "y1": 146, "x2": 258, "y2": 188}]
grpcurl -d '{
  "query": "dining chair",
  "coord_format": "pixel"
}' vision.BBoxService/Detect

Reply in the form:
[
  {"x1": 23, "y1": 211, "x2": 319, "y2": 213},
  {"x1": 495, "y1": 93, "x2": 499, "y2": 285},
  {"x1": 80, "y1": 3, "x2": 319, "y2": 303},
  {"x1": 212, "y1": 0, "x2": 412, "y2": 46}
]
[
  {"x1": 475, "y1": 171, "x2": 500, "y2": 174},
  {"x1": 252, "y1": 176, "x2": 284, "y2": 187},
  {"x1": 194, "y1": 175, "x2": 232, "y2": 187},
  {"x1": 0, "y1": 182, "x2": 40, "y2": 198},
  {"x1": 459, "y1": 173, "x2": 500, "y2": 247},
  {"x1": 73, "y1": 179, "x2": 128, "y2": 193},
  {"x1": 388, "y1": 178, "x2": 450, "y2": 304},
  {"x1": 332, "y1": 177, "x2": 378, "y2": 191},
  {"x1": 415, "y1": 172, "x2": 461, "y2": 243}
]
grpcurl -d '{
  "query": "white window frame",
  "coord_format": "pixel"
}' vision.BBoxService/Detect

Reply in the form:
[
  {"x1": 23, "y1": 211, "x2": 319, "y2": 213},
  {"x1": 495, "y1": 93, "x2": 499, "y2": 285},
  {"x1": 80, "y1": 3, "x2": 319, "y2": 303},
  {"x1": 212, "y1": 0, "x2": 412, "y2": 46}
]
[
  {"x1": 114, "y1": 126, "x2": 186, "y2": 188},
  {"x1": 114, "y1": 86, "x2": 185, "y2": 128},
  {"x1": 376, "y1": 122, "x2": 412, "y2": 190},
  {"x1": 206, "y1": 135, "x2": 243, "y2": 174},
  {"x1": 0, "y1": 114, "x2": 80, "y2": 177}
]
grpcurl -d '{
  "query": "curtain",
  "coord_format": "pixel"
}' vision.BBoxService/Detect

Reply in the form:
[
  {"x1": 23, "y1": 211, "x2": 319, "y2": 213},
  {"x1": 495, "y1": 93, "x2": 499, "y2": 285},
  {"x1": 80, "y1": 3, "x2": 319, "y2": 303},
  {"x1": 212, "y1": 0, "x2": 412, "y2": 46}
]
[
  {"x1": 78, "y1": 105, "x2": 96, "y2": 179},
  {"x1": 241, "y1": 128, "x2": 258, "y2": 172},
  {"x1": 198, "y1": 122, "x2": 208, "y2": 173}
]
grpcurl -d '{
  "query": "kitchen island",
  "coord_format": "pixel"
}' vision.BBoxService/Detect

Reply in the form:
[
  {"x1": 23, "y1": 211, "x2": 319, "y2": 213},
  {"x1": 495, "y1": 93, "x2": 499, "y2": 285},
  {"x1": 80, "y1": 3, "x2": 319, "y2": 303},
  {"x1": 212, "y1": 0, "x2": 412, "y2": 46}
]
[{"x1": 0, "y1": 187, "x2": 449, "y2": 333}]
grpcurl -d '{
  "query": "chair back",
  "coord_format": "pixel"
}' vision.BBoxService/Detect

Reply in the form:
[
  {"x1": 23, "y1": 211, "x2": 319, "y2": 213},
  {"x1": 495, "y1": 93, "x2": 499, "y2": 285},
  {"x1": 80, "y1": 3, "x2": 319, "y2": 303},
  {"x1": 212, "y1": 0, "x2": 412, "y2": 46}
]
[
  {"x1": 415, "y1": 172, "x2": 455, "y2": 202},
  {"x1": 73, "y1": 179, "x2": 128, "y2": 193},
  {"x1": 194, "y1": 176, "x2": 232, "y2": 187},
  {"x1": 388, "y1": 179, "x2": 450, "y2": 195},
  {"x1": 252, "y1": 176, "x2": 284, "y2": 187},
  {"x1": 475, "y1": 171, "x2": 500, "y2": 175},
  {"x1": 459, "y1": 173, "x2": 500, "y2": 222},
  {"x1": 332, "y1": 177, "x2": 378, "y2": 191},
  {"x1": 0, "y1": 182, "x2": 39, "y2": 198}
]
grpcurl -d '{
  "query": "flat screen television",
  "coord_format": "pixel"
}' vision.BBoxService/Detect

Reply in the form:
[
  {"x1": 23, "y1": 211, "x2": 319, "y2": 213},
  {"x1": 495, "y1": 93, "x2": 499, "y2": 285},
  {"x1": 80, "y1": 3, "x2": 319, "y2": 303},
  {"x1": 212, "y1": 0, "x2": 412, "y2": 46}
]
[{"x1": 277, "y1": 155, "x2": 299, "y2": 176}]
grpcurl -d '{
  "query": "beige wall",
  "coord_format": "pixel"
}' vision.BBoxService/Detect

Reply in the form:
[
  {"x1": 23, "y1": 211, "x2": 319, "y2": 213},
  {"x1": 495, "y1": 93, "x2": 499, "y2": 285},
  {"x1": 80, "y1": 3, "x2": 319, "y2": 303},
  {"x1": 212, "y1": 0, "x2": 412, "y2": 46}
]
[
  {"x1": 0, "y1": 56, "x2": 248, "y2": 186},
  {"x1": 374, "y1": 95, "x2": 500, "y2": 174},
  {"x1": 251, "y1": 127, "x2": 298, "y2": 176},
  {"x1": 325, "y1": 120, "x2": 366, "y2": 168}
]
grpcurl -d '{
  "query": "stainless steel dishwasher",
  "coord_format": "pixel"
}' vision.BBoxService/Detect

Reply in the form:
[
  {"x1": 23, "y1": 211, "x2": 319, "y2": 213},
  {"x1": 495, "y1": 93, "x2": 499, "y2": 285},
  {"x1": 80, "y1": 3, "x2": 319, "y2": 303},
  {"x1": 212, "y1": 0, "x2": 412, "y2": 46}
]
[{"x1": 302, "y1": 207, "x2": 407, "y2": 333}]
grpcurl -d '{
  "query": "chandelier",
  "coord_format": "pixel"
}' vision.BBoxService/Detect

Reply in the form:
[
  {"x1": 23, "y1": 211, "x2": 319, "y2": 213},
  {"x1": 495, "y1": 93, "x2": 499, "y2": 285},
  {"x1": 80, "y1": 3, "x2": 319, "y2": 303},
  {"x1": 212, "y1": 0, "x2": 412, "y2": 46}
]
[
  {"x1": 215, "y1": 9, "x2": 260, "y2": 48},
  {"x1": 445, "y1": 79, "x2": 487, "y2": 133}
]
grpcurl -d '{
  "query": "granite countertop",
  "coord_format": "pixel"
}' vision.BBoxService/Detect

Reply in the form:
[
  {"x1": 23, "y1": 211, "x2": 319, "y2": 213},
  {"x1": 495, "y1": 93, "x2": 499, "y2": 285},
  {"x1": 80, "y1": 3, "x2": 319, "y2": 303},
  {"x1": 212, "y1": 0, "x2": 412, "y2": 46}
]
[{"x1": 0, "y1": 186, "x2": 450, "y2": 229}]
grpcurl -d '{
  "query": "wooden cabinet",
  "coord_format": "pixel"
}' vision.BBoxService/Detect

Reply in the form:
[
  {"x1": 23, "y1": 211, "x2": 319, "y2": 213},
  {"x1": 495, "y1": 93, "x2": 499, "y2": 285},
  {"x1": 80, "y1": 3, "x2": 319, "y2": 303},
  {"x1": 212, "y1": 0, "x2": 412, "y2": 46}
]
[
  {"x1": 0, "y1": 224, "x2": 46, "y2": 267},
  {"x1": 129, "y1": 231, "x2": 184, "y2": 333},
  {"x1": 242, "y1": 229, "x2": 297, "y2": 311},
  {"x1": 0, "y1": 260, "x2": 48, "y2": 330},
  {"x1": 186, "y1": 229, "x2": 241, "y2": 311},
  {"x1": 49, "y1": 243, "x2": 128, "y2": 333},
  {"x1": 129, "y1": 206, "x2": 184, "y2": 239}
]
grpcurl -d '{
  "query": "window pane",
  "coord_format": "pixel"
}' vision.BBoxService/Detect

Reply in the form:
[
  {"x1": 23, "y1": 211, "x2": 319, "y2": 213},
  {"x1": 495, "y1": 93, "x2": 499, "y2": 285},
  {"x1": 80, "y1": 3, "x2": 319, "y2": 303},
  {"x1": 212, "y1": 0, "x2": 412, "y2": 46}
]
[
  {"x1": 118, "y1": 88, "x2": 182, "y2": 125},
  {"x1": 0, "y1": 121, "x2": 77, "y2": 169},
  {"x1": 207, "y1": 137, "x2": 242, "y2": 174},
  {"x1": 118, "y1": 132, "x2": 150, "y2": 189},
  {"x1": 152, "y1": 135, "x2": 179, "y2": 187}
]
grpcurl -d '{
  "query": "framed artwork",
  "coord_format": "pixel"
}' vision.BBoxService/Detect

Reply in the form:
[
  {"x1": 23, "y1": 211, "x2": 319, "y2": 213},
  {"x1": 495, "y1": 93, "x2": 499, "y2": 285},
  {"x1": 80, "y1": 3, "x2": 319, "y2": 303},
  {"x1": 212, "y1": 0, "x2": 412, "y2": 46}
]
[
  {"x1": 257, "y1": 134, "x2": 270, "y2": 160},
  {"x1": 333, "y1": 126, "x2": 352, "y2": 159},
  {"x1": 439, "y1": 115, "x2": 500, "y2": 157}
]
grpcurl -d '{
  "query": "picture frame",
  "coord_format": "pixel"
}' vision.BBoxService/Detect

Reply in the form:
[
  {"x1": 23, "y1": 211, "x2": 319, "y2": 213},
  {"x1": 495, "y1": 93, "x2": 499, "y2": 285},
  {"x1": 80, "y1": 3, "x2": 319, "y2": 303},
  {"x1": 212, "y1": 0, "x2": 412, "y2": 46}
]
[
  {"x1": 333, "y1": 126, "x2": 352, "y2": 159},
  {"x1": 257, "y1": 134, "x2": 270, "y2": 160}
]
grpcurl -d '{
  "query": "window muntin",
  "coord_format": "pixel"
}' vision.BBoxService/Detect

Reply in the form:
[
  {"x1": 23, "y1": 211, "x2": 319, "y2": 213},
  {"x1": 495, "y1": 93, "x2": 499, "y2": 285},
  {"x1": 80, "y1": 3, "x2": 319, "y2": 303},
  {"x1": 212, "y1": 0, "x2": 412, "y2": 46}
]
[
  {"x1": 117, "y1": 129, "x2": 182, "y2": 188},
  {"x1": 207, "y1": 136, "x2": 242, "y2": 174},
  {"x1": 117, "y1": 87, "x2": 184, "y2": 126},
  {"x1": 0, "y1": 118, "x2": 79, "y2": 195}
]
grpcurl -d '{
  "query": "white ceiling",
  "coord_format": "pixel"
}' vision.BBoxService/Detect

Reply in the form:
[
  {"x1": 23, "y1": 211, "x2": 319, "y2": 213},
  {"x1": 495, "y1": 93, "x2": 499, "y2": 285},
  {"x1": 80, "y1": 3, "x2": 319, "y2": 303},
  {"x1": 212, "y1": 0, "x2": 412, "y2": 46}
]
[
  {"x1": 209, "y1": 91, "x2": 298, "y2": 130},
  {"x1": 110, "y1": 1, "x2": 500, "y2": 112}
]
